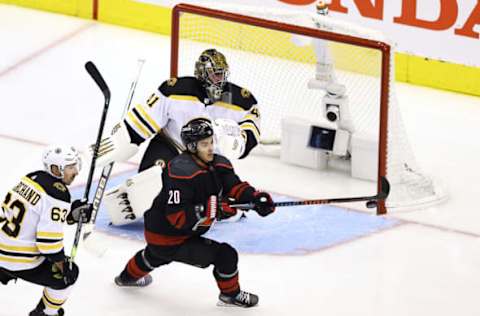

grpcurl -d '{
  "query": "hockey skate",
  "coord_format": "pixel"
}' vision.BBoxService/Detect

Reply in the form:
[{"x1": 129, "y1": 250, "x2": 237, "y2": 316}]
[
  {"x1": 217, "y1": 290, "x2": 259, "y2": 308},
  {"x1": 114, "y1": 273, "x2": 152, "y2": 287}
]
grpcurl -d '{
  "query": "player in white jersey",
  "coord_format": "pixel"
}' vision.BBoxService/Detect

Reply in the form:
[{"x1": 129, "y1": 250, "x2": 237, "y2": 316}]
[
  {"x1": 96, "y1": 49, "x2": 261, "y2": 226},
  {"x1": 0, "y1": 145, "x2": 93, "y2": 316}
]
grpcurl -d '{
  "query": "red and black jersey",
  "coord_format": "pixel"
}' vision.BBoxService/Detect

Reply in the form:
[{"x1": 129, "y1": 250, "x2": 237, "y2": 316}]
[{"x1": 144, "y1": 153, "x2": 255, "y2": 248}]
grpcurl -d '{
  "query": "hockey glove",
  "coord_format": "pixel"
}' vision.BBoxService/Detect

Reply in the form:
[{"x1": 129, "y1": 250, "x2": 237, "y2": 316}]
[
  {"x1": 217, "y1": 198, "x2": 238, "y2": 220},
  {"x1": 252, "y1": 191, "x2": 275, "y2": 217},
  {"x1": 51, "y1": 256, "x2": 79, "y2": 287},
  {"x1": 67, "y1": 199, "x2": 93, "y2": 224},
  {"x1": 192, "y1": 195, "x2": 217, "y2": 231}
]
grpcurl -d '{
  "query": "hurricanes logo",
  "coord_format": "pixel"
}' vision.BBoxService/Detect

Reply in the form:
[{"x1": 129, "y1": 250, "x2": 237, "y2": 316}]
[
  {"x1": 241, "y1": 88, "x2": 251, "y2": 98},
  {"x1": 53, "y1": 182, "x2": 66, "y2": 192},
  {"x1": 167, "y1": 78, "x2": 177, "y2": 86}
]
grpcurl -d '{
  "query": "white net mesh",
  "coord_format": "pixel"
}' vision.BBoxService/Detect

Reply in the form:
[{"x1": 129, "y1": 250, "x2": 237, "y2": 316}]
[{"x1": 173, "y1": 3, "x2": 447, "y2": 210}]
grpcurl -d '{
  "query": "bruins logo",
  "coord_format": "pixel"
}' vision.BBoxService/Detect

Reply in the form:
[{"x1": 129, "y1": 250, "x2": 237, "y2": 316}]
[
  {"x1": 167, "y1": 78, "x2": 177, "y2": 86},
  {"x1": 53, "y1": 182, "x2": 66, "y2": 192},
  {"x1": 241, "y1": 88, "x2": 251, "y2": 98}
]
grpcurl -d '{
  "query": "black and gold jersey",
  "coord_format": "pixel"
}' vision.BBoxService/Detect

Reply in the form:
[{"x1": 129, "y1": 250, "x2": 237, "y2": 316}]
[
  {"x1": 124, "y1": 76, "x2": 260, "y2": 158},
  {"x1": 0, "y1": 171, "x2": 70, "y2": 271}
]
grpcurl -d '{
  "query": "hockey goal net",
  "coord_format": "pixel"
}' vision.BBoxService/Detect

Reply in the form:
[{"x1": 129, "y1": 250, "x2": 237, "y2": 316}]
[{"x1": 170, "y1": 3, "x2": 447, "y2": 214}]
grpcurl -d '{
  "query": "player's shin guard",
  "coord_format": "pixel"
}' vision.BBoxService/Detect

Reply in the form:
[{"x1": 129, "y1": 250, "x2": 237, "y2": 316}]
[
  {"x1": 115, "y1": 249, "x2": 153, "y2": 287},
  {"x1": 214, "y1": 268, "x2": 240, "y2": 296},
  {"x1": 213, "y1": 243, "x2": 240, "y2": 296}
]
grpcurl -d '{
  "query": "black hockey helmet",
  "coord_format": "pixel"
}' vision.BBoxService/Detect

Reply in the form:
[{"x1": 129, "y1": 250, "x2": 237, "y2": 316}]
[{"x1": 181, "y1": 118, "x2": 214, "y2": 153}]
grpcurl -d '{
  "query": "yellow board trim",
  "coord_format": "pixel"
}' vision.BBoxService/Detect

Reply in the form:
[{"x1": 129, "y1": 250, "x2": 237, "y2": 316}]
[
  {"x1": 168, "y1": 95, "x2": 199, "y2": 102},
  {"x1": 2, "y1": 1, "x2": 479, "y2": 96},
  {"x1": 127, "y1": 112, "x2": 152, "y2": 139},
  {"x1": 21, "y1": 177, "x2": 46, "y2": 194},
  {"x1": 137, "y1": 105, "x2": 161, "y2": 132}
]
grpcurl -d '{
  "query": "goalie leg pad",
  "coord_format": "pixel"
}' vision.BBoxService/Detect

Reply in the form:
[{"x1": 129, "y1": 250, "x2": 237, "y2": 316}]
[{"x1": 105, "y1": 165, "x2": 164, "y2": 226}]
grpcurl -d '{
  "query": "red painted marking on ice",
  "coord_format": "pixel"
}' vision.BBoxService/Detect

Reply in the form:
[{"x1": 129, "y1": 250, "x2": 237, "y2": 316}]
[{"x1": 0, "y1": 23, "x2": 94, "y2": 78}]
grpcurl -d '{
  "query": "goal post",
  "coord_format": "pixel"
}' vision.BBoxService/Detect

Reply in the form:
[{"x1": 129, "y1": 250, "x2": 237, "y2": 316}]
[{"x1": 170, "y1": 3, "x2": 446, "y2": 214}]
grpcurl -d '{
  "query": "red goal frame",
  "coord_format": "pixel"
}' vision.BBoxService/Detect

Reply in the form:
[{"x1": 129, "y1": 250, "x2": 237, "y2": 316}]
[{"x1": 170, "y1": 3, "x2": 391, "y2": 215}]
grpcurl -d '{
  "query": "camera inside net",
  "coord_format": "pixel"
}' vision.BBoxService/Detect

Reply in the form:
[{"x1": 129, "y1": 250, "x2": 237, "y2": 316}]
[{"x1": 325, "y1": 104, "x2": 340, "y2": 122}]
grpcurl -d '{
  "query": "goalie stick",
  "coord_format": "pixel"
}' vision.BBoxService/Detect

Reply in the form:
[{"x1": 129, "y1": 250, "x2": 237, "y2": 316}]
[
  {"x1": 230, "y1": 176, "x2": 390, "y2": 210},
  {"x1": 70, "y1": 61, "x2": 111, "y2": 264},
  {"x1": 82, "y1": 59, "x2": 145, "y2": 243}
]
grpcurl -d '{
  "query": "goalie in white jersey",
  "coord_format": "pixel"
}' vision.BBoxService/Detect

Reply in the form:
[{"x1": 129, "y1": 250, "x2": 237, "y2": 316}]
[
  {"x1": 97, "y1": 49, "x2": 261, "y2": 226},
  {"x1": 0, "y1": 145, "x2": 93, "y2": 316}
]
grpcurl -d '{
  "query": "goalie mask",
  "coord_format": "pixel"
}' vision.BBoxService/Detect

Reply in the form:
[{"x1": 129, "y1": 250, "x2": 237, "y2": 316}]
[
  {"x1": 194, "y1": 49, "x2": 229, "y2": 101},
  {"x1": 180, "y1": 118, "x2": 214, "y2": 153},
  {"x1": 42, "y1": 145, "x2": 81, "y2": 178}
]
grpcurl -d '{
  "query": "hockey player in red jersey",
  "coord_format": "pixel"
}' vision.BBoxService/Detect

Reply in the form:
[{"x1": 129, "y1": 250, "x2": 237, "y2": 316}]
[{"x1": 114, "y1": 118, "x2": 275, "y2": 307}]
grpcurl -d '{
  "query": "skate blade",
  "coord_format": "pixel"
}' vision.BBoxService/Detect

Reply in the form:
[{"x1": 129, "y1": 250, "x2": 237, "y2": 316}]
[{"x1": 216, "y1": 300, "x2": 258, "y2": 308}]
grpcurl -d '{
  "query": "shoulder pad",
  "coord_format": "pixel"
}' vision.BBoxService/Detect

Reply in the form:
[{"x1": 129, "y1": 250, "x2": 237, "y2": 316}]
[
  {"x1": 225, "y1": 83, "x2": 257, "y2": 110},
  {"x1": 158, "y1": 76, "x2": 204, "y2": 99},
  {"x1": 26, "y1": 171, "x2": 71, "y2": 203},
  {"x1": 213, "y1": 155, "x2": 233, "y2": 170},
  {"x1": 168, "y1": 154, "x2": 207, "y2": 179}
]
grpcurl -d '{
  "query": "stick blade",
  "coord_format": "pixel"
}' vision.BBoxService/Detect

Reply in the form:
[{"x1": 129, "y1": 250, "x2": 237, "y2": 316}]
[
  {"x1": 85, "y1": 61, "x2": 111, "y2": 100},
  {"x1": 379, "y1": 176, "x2": 391, "y2": 199}
]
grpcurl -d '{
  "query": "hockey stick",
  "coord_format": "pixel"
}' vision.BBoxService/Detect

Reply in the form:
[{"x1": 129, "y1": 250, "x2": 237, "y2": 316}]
[
  {"x1": 82, "y1": 59, "x2": 145, "y2": 246},
  {"x1": 70, "y1": 61, "x2": 110, "y2": 264},
  {"x1": 230, "y1": 176, "x2": 390, "y2": 210}
]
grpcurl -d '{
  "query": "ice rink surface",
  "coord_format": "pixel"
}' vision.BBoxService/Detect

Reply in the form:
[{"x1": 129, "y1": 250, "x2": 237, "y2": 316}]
[{"x1": 1, "y1": 4, "x2": 480, "y2": 316}]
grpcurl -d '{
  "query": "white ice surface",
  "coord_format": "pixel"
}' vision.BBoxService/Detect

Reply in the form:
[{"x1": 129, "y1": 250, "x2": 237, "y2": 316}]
[{"x1": 1, "y1": 5, "x2": 480, "y2": 316}]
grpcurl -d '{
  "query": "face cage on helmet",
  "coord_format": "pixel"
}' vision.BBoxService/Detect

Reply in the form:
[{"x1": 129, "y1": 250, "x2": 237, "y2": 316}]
[{"x1": 195, "y1": 61, "x2": 229, "y2": 101}]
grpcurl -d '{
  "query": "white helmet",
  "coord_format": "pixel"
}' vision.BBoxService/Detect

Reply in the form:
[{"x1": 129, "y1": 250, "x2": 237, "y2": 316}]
[{"x1": 42, "y1": 145, "x2": 81, "y2": 178}]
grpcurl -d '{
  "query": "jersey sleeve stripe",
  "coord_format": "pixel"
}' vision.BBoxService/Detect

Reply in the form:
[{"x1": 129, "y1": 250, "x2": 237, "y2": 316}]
[
  {"x1": 214, "y1": 101, "x2": 245, "y2": 112},
  {"x1": 37, "y1": 242, "x2": 63, "y2": 252},
  {"x1": 239, "y1": 122, "x2": 261, "y2": 141},
  {"x1": 36, "y1": 237, "x2": 63, "y2": 243},
  {"x1": 37, "y1": 231, "x2": 64, "y2": 238},
  {"x1": 0, "y1": 248, "x2": 40, "y2": 257},
  {"x1": 132, "y1": 107, "x2": 156, "y2": 134},
  {"x1": 127, "y1": 112, "x2": 152, "y2": 139},
  {"x1": 0, "y1": 255, "x2": 41, "y2": 263},
  {"x1": 168, "y1": 95, "x2": 199, "y2": 102},
  {"x1": 0, "y1": 242, "x2": 38, "y2": 252},
  {"x1": 137, "y1": 105, "x2": 161, "y2": 132},
  {"x1": 21, "y1": 176, "x2": 46, "y2": 194}
]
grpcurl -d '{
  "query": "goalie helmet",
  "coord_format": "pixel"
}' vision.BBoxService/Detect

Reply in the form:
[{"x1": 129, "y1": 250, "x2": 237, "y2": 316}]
[
  {"x1": 42, "y1": 145, "x2": 81, "y2": 178},
  {"x1": 180, "y1": 118, "x2": 214, "y2": 153},
  {"x1": 194, "y1": 49, "x2": 229, "y2": 101}
]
